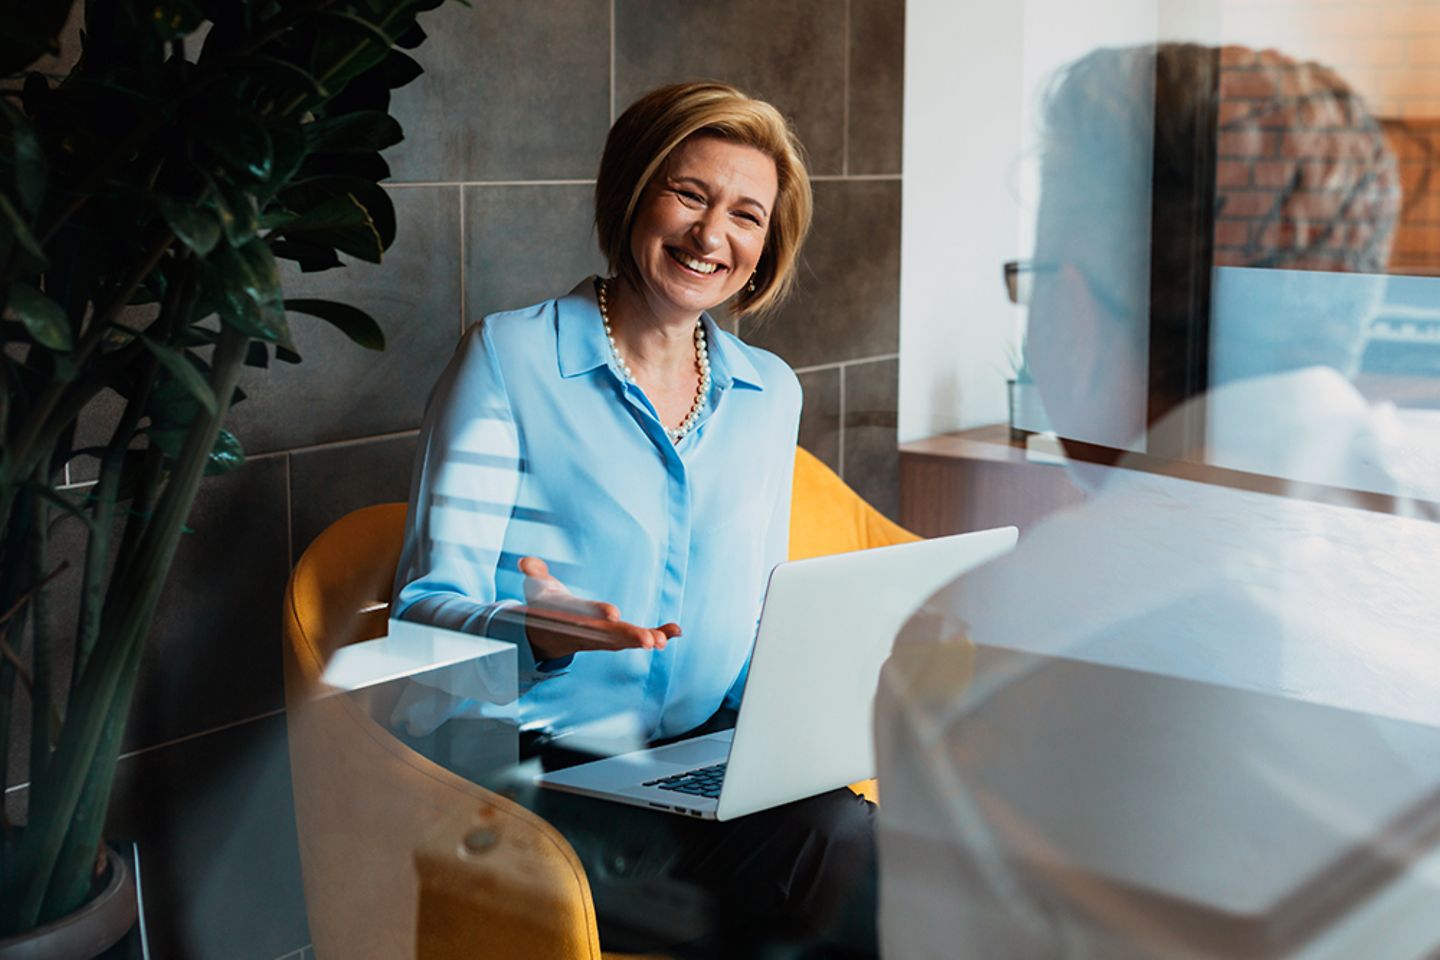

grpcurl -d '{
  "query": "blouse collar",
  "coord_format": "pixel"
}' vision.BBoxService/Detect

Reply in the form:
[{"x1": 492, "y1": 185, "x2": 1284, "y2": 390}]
[{"x1": 555, "y1": 277, "x2": 765, "y2": 391}]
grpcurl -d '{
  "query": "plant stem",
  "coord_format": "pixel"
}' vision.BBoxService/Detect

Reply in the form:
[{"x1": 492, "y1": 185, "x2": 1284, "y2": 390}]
[
  {"x1": 0, "y1": 233, "x2": 174, "y2": 529},
  {"x1": 72, "y1": 260, "x2": 190, "y2": 687},
  {"x1": 0, "y1": 484, "x2": 37, "y2": 859},
  {"x1": 4, "y1": 324, "x2": 249, "y2": 934},
  {"x1": 27, "y1": 472, "x2": 53, "y2": 787},
  {"x1": 73, "y1": 382, "x2": 147, "y2": 689}
]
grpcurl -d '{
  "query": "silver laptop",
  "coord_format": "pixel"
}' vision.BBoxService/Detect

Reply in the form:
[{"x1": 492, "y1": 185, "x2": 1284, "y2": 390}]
[{"x1": 535, "y1": 526, "x2": 1019, "y2": 820}]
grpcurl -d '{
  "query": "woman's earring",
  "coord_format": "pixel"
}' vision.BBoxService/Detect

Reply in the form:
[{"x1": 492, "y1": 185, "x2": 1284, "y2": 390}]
[{"x1": 747, "y1": 272, "x2": 757, "y2": 294}]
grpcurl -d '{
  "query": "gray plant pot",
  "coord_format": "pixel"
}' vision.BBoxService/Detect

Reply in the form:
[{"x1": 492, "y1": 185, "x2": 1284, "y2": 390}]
[
  {"x1": 0, "y1": 847, "x2": 138, "y2": 960},
  {"x1": 1007, "y1": 379, "x2": 1052, "y2": 441}
]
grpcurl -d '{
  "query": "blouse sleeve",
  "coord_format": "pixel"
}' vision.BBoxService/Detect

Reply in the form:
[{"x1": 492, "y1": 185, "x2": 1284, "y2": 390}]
[{"x1": 391, "y1": 320, "x2": 563, "y2": 684}]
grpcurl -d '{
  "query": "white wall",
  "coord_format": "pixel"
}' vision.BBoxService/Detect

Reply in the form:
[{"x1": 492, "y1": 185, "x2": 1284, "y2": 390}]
[
  {"x1": 898, "y1": 0, "x2": 1025, "y2": 442},
  {"x1": 898, "y1": 0, "x2": 1219, "y2": 442}
]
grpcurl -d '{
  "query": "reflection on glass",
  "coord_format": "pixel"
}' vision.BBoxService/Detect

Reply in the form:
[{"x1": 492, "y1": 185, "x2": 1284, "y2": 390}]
[{"x1": 879, "y1": 32, "x2": 1440, "y2": 960}]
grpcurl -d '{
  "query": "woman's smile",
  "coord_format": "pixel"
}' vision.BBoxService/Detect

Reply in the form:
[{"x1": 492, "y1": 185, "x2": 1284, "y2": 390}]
[
  {"x1": 665, "y1": 246, "x2": 727, "y2": 276},
  {"x1": 628, "y1": 133, "x2": 778, "y2": 324}
]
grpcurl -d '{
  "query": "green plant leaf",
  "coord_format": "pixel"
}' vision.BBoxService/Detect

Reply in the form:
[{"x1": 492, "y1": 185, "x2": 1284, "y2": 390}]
[
  {"x1": 281, "y1": 175, "x2": 396, "y2": 249},
  {"x1": 6, "y1": 283, "x2": 71, "y2": 351},
  {"x1": 175, "y1": 325, "x2": 219, "y2": 348},
  {"x1": 312, "y1": 11, "x2": 395, "y2": 91},
  {"x1": 199, "y1": 175, "x2": 260, "y2": 248},
  {"x1": 155, "y1": 196, "x2": 221, "y2": 256},
  {"x1": 276, "y1": 344, "x2": 303, "y2": 363},
  {"x1": 21, "y1": 70, "x2": 49, "y2": 116},
  {"x1": 244, "y1": 341, "x2": 269, "y2": 368},
  {"x1": 205, "y1": 237, "x2": 291, "y2": 344},
  {"x1": 0, "y1": 191, "x2": 48, "y2": 268},
  {"x1": 268, "y1": 238, "x2": 344, "y2": 273},
  {"x1": 236, "y1": 55, "x2": 330, "y2": 100},
  {"x1": 379, "y1": 49, "x2": 423, "y2": 89},
  {"x1": 284, "y1": 298, "x2": 385, "y2": 350},
  {"x1": 1, "y1": 99, "x2": 46, "y2": 215},
  {"x1": 190, "y1": 100, "x2": 274, "y2": 181},
  {"x1": 260, "y1": 120, "x2": 307, "y2": 201},
  {"x1": 394, "y1": 19, "x2": 427, "y2": 50},
  {"x1": 138, "y1": 336, "x2": 217, "y2": 416},
  {"x1": 204, "y1": 428, "x2": 245, "y2": 476},
  {"x1": 303, "y1": 111, "x2": 402, "y2": 155},
  {"x1": 276, "y1": 193, "x2": 382, "y2": 263}
]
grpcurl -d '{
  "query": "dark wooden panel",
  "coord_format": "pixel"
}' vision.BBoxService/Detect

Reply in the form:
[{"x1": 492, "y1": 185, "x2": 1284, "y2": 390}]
[{"x1": 900, "y1": 427, "x2": 1086, "y2": 537}]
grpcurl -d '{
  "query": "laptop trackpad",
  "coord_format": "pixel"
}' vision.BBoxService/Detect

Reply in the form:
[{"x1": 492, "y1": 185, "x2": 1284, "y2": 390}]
[{"x1": 650, "y1": 734, "x2": 731, "y2": 767}]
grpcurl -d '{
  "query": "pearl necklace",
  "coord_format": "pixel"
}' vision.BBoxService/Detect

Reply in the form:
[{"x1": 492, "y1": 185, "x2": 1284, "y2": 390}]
[{"x1": 597, "y1": 278, "x2": 711, "y2": 444}]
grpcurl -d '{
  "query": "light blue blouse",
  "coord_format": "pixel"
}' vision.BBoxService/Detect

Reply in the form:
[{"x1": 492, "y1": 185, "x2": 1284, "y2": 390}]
[{"x1": 392, "y1": 279, "x2": 802, "y2": 741}]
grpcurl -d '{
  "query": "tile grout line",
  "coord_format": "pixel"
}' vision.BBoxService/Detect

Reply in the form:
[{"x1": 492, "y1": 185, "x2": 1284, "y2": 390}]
[
  {"x1": 838, "y1": 364, "x2": 848, "y2": 480},
  {"x1": 385, "y1": 179, "x2": 597, "y2": 188},
  {"x1": 792, "y1": 352, "x2": 900, "y2": 375},
  {"x1": 842, "y1": 0, "x2": 852, "y2": 177},
  {"x1": 114, "y1": 706, "x2": 288, "y2": 765},
  {"x1": 458, "y1": 183, "x2": 468, "y2": 339},
  {"x1": 254, "y1": 428, "x2": 424, "y2": 462},
  {"x1": 609, "y1": 0, "x2": 617, "y2": 124},
  {"x1": 4, "y1": 705, "x2": 286, "y2": 794},
  {"x1": 284, "y1": 452, "x2": 294, "y2": 568},
  {"x1": 59, "y1": 429, "x2": 424, "y2": 491}
]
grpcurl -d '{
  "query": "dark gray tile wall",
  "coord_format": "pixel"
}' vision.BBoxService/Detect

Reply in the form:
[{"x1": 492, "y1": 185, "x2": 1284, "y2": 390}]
[
  {"x1": 740, "y1": 179, "x2": 902, "y2": 369},
  {"x1": 230, "y1": 187, "x2": 462, "y2": 455},
  {"x1": 463, "y1": 184, "x2": 608, "y2": 321},
  {"x1": 7, "y1": 3, "x2": 904, "y2": 959},
  {"x1": 289, "y1": 434, "x2": 419, "y2": 564},
  {"x1": 849, "y1": 0, "x2": 906, "y2": 175},
  {"x1": 798, "y1": 367, "x2": 842, "y2": 473},
  {"x1": 103, "y1": 714, "x2": 310, "y2": 960},
  {"x1": 615, "y1": 0, "x2": 850, "y2": 175},
  {"x1": 386, "y1": 1, "x2": 611, "y2": 182},
  {"x1": 842, "y1": 357, "x2": 901, "y2": 520}
]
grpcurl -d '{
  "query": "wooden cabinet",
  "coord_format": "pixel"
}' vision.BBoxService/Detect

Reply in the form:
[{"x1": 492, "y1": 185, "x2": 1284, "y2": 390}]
[{"x1": 900, "y1": 426, "x2": 1087, "y2": 538}]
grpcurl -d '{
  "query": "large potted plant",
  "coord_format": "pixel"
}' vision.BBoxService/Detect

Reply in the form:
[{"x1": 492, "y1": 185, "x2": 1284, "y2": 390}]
[{"x1": 0, "y1": 0, "x2": 452, "y2": 951}]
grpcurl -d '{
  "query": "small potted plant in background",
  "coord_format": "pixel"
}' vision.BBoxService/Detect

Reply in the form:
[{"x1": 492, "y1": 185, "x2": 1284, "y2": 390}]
[
  {"x1": 0, "y1": 1, "x2": 456, "y2": 953},
  {"x1": 1005, "y1": 343, "x2": 1050, "y2": 441}
]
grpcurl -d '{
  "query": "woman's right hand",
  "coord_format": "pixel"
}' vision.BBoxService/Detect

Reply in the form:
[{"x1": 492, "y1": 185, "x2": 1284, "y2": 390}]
[{"x1": 515, "y1": 556, "x2": 682, "y2": 661}]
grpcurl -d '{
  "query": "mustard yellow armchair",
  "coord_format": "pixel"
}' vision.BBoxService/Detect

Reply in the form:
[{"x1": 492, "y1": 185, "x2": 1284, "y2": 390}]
[{"x1": 282, "y1": 447, "x2": 915, "y2": 960}]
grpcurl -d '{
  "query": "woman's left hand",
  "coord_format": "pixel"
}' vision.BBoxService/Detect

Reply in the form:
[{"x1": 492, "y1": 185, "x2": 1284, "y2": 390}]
[{"x1": 517, "y1": 556, "x2": 682, "y2": 660}]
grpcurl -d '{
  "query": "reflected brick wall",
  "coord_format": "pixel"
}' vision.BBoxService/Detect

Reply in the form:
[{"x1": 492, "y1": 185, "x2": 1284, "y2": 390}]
[{"x1": 1223, "y1": 0, "x2": 1440, "y2": 272}]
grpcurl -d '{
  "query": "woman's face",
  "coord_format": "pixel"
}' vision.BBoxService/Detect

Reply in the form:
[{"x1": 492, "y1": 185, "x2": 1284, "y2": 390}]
[{"x1": 628, "y1": 134, "x2": 779, "y2": 321}]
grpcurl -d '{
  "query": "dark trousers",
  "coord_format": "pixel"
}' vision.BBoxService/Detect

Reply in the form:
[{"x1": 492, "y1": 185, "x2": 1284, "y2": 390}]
[
  {"x1": 533, "y1": 779, "x2": 879, "y2": 957},
  {"x1": 404, "y1": 708, "x2": 880, "y2": 958}
]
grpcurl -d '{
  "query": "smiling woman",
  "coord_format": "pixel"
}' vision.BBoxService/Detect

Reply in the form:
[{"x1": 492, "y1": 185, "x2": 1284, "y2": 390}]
[{"x1": 389, "y1": 82, "x2": 877, "y2": 956}]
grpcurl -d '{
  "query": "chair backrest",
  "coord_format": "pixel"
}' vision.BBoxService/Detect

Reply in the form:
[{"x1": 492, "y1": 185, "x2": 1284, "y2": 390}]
[
  {"x1": 283, "y1": 507, "x2": 605, "y2": 960},
  {"x1": 789, "y1": 447, "x2": 918, "y2": 560}
]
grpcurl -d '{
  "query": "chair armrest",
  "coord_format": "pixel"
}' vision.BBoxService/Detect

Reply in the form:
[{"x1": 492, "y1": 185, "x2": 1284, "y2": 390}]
[{"x1": 415, "y1": 805, "x2": 606, "y2": 960}]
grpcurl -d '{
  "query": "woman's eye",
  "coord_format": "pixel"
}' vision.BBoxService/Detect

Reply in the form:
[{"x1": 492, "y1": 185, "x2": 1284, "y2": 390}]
[
  {"x1": 737, "y1": 211, "x2": 762, "y2": 226},
  {"x1": 675, "y1": 189, "x2": 704, "y2": 205}
]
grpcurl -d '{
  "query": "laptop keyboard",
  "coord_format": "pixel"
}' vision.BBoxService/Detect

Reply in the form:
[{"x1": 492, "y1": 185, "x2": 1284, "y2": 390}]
[{"x1": 643, "y1": 762, "x2": 727, "y2": 799}]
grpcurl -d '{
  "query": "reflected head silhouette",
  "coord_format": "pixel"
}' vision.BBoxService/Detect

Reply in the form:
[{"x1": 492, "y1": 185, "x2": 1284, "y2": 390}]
[{"x1": 1028, "y1": 43, "x2": 1401, "y2": 449}]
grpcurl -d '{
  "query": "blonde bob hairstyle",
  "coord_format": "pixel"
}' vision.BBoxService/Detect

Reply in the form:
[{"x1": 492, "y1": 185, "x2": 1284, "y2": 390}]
[{"x1": 595, "y1": 81, "x2": 813, "y2": 319}]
